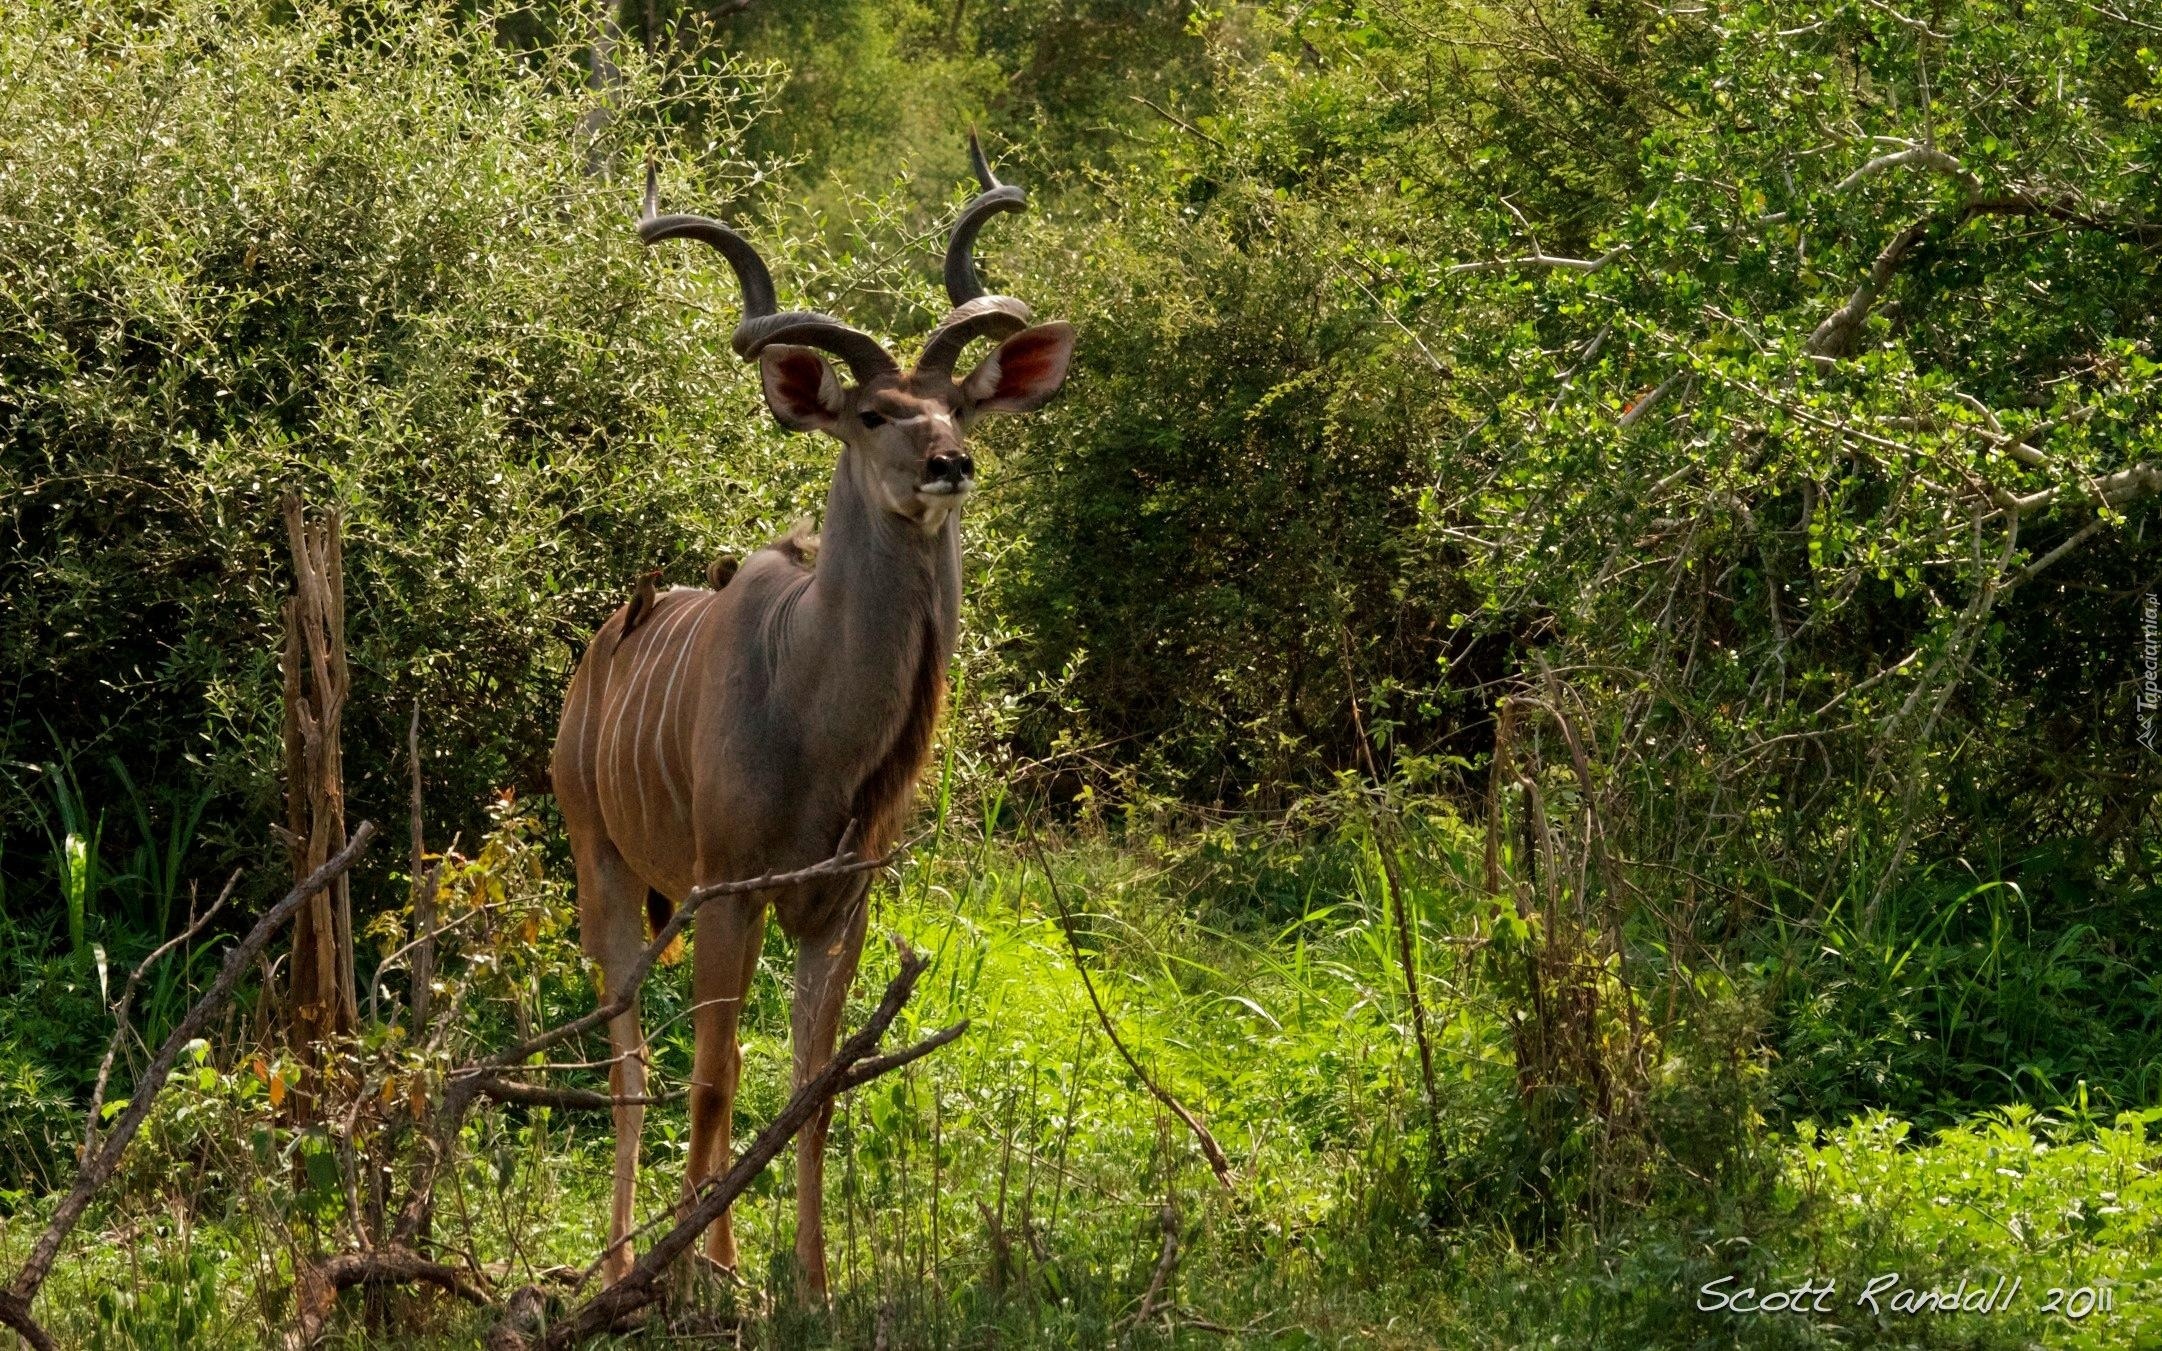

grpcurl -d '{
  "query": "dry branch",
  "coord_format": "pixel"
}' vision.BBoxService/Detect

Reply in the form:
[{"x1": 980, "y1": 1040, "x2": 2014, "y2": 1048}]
[
  {"x1": 1120, "y1": 1203, "x2": 1181, "y2": 1334},
  {"x1": 523, "y1": 939, "x2": 966, "y2": 1347},
  {"x1": 0, "y1": 1292, "x2": 55, "y2": 1351},
  {"x1": 285, "y1": 1246, "x2": 491, "y2": 1351},
  {"x1": 485, "y1": 829, "x2": 892, "y2": 1070},
  {"x1": 390, "y1": 834, "x2": 900, "y2": 1251},
  {"x1": 2, "y1": 823, "x2": 380, "y2": 1343},
  {"x1": 84, "y1": 870, "x2": 242, "y2": 1154},
  {"x1": 468, "y1": 1077, "x2": 670, "y2": 1111},
  {"x1": 1025, "y1": 837, "x2": 1236, "y2": 1190},
  {"x1": 1809, "y1": 184, "x2": 2162, "y2": 359},
  {"x1": 1449, "y1": 246, "x2": 1623, "y2": 276}
]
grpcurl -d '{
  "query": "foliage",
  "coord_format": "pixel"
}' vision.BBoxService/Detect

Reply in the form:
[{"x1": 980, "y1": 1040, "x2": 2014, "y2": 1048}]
[
  {"x1": 5, "y1": 819, "x2": 2162, "y2": 1347},
  {"x1": 994, "y1": 0, "x2": 2161, "y2": 854},
  {"x1": 0, "y1": 0, "x2": 816, "y2": 922},
  {"x1": 0, "y1": 0, "x2": 2158, "y2": 1344}
]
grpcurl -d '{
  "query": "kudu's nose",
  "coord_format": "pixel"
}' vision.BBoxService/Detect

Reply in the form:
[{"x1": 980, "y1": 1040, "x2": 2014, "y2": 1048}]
[{"x1": 925, "y1": 451, "x2": 974, "y2": 484}]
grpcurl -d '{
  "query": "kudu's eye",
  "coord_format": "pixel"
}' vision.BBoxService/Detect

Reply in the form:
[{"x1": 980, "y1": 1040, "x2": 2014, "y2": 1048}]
[{"x1": 858, "y1": 410, "x2": 887, "y2": 429}]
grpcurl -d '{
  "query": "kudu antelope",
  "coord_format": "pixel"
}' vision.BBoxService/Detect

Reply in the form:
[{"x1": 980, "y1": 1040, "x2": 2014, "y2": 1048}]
[{"x1": 551, "y1": 138, "x2": 1072, "y2": 1295}]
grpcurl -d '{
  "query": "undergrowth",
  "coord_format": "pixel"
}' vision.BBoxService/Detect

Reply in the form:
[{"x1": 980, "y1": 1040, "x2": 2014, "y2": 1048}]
[{"x1": 4, "y1": 809, "x2": 2160, "y2": 1348}]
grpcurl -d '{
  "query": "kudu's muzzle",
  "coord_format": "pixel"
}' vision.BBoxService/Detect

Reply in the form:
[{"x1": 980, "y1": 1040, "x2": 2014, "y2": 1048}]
[{"x1": 920, "y1": 451, "x2": 975, "y2": 494}]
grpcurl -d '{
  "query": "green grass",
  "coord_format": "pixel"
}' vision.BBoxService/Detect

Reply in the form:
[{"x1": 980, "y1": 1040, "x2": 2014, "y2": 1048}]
[{"x1": 6, "y1": 821, "x2": 2162, "y2": 1348}]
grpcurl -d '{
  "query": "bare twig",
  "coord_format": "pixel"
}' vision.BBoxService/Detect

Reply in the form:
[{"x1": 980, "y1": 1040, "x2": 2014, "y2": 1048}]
[
  {"x1": 285, "y1": 1245, "x2": 490, "y2": 1351},
  {"x1": 84, "y1": 869, "x2": 242, "y2": 1153},
  {"x1": 1024, "y1": 836, "x2": 1236, "y2": 1190},
  {"x1": 529, "y1": 939, "x2": 966, "y2": 1347},
  {"x1": 1617, "y1": 372, "x2": 1684, "y2": 429},
  {"x1": 1120, "y1": 1203, "x2": 1180, "y2": 1334},
  {"x1": 1128, "y1": 94, "x2": 1224, "y2": 148},
  {"x1": 5, "y1": 824, "x2": 379, "y2": 1326},
  {"x1": 467, "y1": 1077, "x2": 672, "y2": 1111},
  {"x1": 391, "y1": 830, "x2": 902, "y2": 1251},
  {"x1": 1449, "y1": 246, "x2": 1623, "y2": 276},
  {"x1": 486, "y1": 830, "x2": 894, "y2": 1070}
]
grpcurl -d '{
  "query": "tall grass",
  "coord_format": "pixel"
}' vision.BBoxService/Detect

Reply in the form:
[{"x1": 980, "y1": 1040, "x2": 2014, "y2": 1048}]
[{"x1": 6, "y1": 811, "x2": 2162, "y2": 1348}]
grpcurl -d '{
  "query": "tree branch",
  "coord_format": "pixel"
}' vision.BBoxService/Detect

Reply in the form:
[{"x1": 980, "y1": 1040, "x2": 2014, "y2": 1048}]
[
  {"x1": 468, "y1": 1077, "x2": 671, "y2": 1111},
  {"x1": 1450, "y1": 246, "x2": 1623, "y2": 276},
  {"x1": 1024, "y1": 837, "x2": 1236, "y2": 1190},
  {"x1": 286, "y1": 1246, "x2": 490, "y2": 1351},
  {"x1": 1807, "y1": 219, "x2": 1928, "y2": 357},
  {"x1": 84, "y1": 870, "x2": 242, "y2": 1154},
  {"x1": 1833, "y1": 144, "x2": 1979, "y2": 197},
  {"x1": 392, "y1": 829, "x2": 903, "y2": 1249},
  {"x1": 6, "y1": 824, "x2": 379, "y2": 1314},
  {"x1": 486, "y1": 829, "x2": 894, "y2": 1070},
  {"x1": 526, "y1": 939, "x2": 966, "y2": 1347}
]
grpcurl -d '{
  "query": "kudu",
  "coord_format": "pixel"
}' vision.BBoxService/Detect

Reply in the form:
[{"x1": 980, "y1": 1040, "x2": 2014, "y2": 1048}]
[{"x1": 551, "y1": 138, "x2": 1072, "y2": 1295}]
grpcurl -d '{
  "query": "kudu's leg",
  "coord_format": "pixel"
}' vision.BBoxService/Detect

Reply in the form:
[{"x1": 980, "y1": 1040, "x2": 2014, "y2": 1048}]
[
  {"x1": 573, "y1": 838, "x2": 651, "y2": 1287},
  {"x1": 789, "y1": 883, "x2": 871, "y2": 1301},
  {"x1": 682, "y1": 895, "x2": 766, "y2": 1268}
]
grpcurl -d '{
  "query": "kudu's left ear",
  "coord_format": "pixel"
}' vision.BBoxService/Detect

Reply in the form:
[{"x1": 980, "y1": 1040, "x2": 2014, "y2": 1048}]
[
  {"x1": 961, "y1": 322, "x2": 1075, "y2": 415},
  {"x1": 760, "y1": 345, "x2": 847, "y2": 433}
]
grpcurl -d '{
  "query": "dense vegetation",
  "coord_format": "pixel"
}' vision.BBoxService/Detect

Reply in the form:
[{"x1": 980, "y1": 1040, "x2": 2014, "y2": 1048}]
[{"x1": 0, "y1": 0, "x2": 2157, "y2": 1344}]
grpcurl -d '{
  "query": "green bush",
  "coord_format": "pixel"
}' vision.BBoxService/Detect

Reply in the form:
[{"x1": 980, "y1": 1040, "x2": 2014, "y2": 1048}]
[{"x1": 0, "y1": 0, "x2": 830, "y2": 916}]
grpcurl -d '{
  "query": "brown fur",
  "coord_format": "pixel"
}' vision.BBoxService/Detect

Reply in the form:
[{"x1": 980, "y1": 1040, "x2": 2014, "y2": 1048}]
[
  {"x1": 850, "y1": 618, "x2": 947, "y2": 856},
  {"x1": 550, "y1": 315, "x2": 1074, "y2": 1300}
]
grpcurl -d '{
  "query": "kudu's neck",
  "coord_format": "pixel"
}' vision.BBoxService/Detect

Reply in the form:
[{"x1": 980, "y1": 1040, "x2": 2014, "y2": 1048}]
[{"x1": 788, "y1": 446, "x2": 962, "y2": 755}]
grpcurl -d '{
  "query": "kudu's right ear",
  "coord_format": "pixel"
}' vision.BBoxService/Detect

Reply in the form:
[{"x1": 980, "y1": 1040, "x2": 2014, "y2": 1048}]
[{"x1": 759, "y1": 346, "x2": 847, "y2": 433}]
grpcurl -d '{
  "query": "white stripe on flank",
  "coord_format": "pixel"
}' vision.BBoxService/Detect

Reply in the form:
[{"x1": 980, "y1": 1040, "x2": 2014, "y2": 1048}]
[
  {"x1": 655, "y1": 592, "x2": 717, "y2": 822},
  {"x1": 607, "y1": 596, "x2": 678, "y2": 828},
  {"x1": 574, "y1": 661, "x2": 596, "y2": 784},
  {"x1": 629, "y1": 596, "x2": 700, "y2": 834}
]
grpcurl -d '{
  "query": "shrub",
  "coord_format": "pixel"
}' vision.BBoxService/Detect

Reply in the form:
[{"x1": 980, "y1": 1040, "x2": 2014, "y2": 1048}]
[{"x1": 0, "y1": 0, "x2": 828, "y2": 916}]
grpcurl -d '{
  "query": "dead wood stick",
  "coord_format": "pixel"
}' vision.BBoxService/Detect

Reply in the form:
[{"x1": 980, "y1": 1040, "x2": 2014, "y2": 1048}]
[
  {"x1": 1120, "y1": 1203, "x2": 1180, "y2": 1333},
  {"x1": 392, "y1": 830, "x2": 909, "y2": 1252},
  {"x1": 84, "y1": 869, "x2": 243, "y2": 1153},
  {"x1": 486, "y1": 829, "x2": 894, "y2": 1069},
  {"x1": 1024, "y1": 837, "x2": 1235, "y2": 1190},
  {"x1": 467, "y1": 1077, "x2": 672, "y2": 1110},
  {"x1": 529, "y1": 938, "x2": 965, "y2": 1347},
  {"x1": 565, "y1": 997, "x2": 970, "y2": 1301},
  {"x1": 5, "y1": 824, "x2": 379, "y2": 1323},
  {"x1": 285, "y1": 1244, "x2": 490, "y2": 1351}
]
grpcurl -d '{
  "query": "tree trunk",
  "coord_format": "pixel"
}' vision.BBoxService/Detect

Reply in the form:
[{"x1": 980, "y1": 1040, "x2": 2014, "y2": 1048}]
[{"x1": 281, "y1": 492, "x2": 356, "y2": 1114}]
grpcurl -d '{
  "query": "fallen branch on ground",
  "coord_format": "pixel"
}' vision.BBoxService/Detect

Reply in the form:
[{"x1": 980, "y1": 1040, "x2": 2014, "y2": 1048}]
[
  {"x1": 1025, "y1": 835, "x2": 1236, "y2": 1190},
  {"x1": 285, "y1": 1245, "x2": 491, "y2": 1351},
  {"x1": 1, "y1": 823, "x2": 381, "y2": 1350},
  {"x1": 521, "y1": 937, "x2": 967, "y2": 1348}
]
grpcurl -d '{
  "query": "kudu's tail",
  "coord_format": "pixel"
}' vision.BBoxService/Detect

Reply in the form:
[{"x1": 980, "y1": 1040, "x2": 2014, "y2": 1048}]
[{"x1": 647, "y1": 889, "x2": 684, "y2": 966}]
